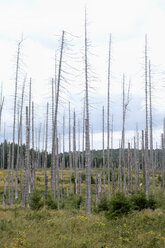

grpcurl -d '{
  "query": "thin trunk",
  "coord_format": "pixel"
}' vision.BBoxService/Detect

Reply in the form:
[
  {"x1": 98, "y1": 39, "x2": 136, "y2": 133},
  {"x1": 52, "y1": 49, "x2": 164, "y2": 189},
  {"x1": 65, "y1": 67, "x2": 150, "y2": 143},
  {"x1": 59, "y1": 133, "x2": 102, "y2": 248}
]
[
  {"x1": 102, "y1": 106, "x2": 105, "y2": 195},
  {"x1": 145, "y1": 34, "x2": 149, "y2": 199},
  {"x1": 44, "y1": 103, "x2": 49, "y2": 200},
  {"x1": 149, "y1": 61, "x2": 155, "y2": 194},
  {"x1": 107, "y1": 34, "x2": 111, "y2": 198},
  {"x1": 69, "y1": 102, "x2": 72, "y2": 193},
  {"x1": 85, "y1": 10, "x2": 91, "y2": 214},
  {"x1": 73, "y1": 111, "x2": 77, "y2": 194},
  {"x1": 11, "y1": 39, "x2": 23, "y2": 204},
  {"x1": 52, "y1": 31, "x2": 65, "y2": 200}
]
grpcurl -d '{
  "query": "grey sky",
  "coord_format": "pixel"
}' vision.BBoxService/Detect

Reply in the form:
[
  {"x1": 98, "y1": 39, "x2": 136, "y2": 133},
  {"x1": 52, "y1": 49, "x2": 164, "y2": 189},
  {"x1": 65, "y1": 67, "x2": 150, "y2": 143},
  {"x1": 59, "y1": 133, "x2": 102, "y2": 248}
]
[{"x1": 0, "y1": 0, "x2": 165, "y2": 149}]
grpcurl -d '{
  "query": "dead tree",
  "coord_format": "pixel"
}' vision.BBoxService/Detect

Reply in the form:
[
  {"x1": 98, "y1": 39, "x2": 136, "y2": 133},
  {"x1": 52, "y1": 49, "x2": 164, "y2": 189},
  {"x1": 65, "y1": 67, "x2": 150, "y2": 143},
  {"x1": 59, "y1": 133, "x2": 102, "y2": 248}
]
[
  {"x1": 44, "y1": 103, "x2": 49, "y2": 200},
  {"x1": 102, "y1": 106, "x2": 105, "y2": 194},
  {"x1": 144, "y1": 34, "x2": 149, "y2": 199},
  {"x1": 121, "y1": 74, "x2": 130, "y2": 194},
  {"x1": 84, "y1": 9, "x2": 91, "y2": 214},
  {"x1": 15, "y1": 76, "x2": 26, "y2": 199},
  {"x1": 149, "y1": 60, "x2": 155, "y2": 194},
  {"x1": 52, "y1": 31, "x2": 65, "y2": 200},
  {"x1": 69, "y1": 102, "x2": 72, "y2": 193},
  {"x1": 11, "y1": 38, "x2": 23, "y2": 204},
  {"x1": 73, "y1": 111, "x2": 77, "y2": 194},
  {"x1": 107, "y1": 34, "x2": 112, "y2": 198}
]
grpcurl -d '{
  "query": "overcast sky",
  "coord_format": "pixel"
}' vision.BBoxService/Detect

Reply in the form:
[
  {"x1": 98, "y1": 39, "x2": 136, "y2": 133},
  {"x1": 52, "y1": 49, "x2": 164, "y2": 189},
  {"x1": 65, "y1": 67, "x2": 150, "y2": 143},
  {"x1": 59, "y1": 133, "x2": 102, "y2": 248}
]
[{"x1": 0, "y1": 0, "x2": 165, "y2": 150}]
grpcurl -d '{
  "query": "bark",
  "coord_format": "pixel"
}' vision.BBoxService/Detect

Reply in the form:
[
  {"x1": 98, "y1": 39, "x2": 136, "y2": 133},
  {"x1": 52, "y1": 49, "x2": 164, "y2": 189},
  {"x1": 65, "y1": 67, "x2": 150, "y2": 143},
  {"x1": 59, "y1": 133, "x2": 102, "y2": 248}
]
[
  {"x1": 69, "y1": 102, "x2": 72, "y2": 193},
  {"x1": 149, "y1": 61, "x2": 155, "y2": 194},
  {"x1": 44, "y1": 103, "x2": 49, "y2": 200},
  {"x1": 145, "y1": 34, "x2": 149, "y2": 199},
  {"x1": 11, "y1": 39, "x2": 23, "y2": 204},
  {"x1": 102, "y1": 106, "x2": 105, "y2": 195},
  {"x1": 107, "y1": 34, "x2": 111, "y2": 198},
  {"x1": 84, "y1": 10, "x2": 91, "y2": 214}
]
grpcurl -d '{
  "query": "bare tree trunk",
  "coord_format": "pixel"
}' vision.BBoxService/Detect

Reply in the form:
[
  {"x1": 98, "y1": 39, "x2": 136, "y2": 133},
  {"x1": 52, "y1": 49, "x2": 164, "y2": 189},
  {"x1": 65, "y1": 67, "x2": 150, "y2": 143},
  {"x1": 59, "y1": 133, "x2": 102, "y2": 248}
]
[
  {"x1": 111, "y1": 115, "x2": 115, "y2": 195},
  {"x1": 127, "y1": 142, "x2": 130, "y2": 192},
  {"x1": 73, "y1": 111, "x2": 77, "y2": 194},
  {"x1": 11, "y1": 39, "x2": 23, "y2": 204},
  {"x1": 134, "y1": 137, "x2": 138, "y2": 192},
  {"x1": 56, "y1": 136, "x2": 60, "y2": 209},
  {"x1": 44, "y1": 103, "x2": 49, "y2": 200},
  {"x1": 52, "y1": 31, "x2": 65, "y2": 201},
  {"x1": 149, "y1": 61, "x2": 155, "y2": 194},
  {"x1": 142, "y1": 130, "x2": 146, "y2": 192},
  {"x1": 78, "y1": 172, "x2": 81, "y2": 196},
  {"x1": 102, "y1": 106, "x2": 105, "y2": 195},
  {"x1": 23, "y1": 106, "x2": 30, "y2": 207},
  {"x1": 8, "y1": 145, "x2": 11, "y2": 205},
  {"x1": 119, "y1": 141, "x2": 122, "y2": 192},
  {"x1": 15, "y1": 77, "x2": 26, "y2": 199},
  {"x1": 161, "y1": 133, "x2": 165, "y2": 196},
  {"x1": 82, "y1": 97, "x2": 85, "y2": 169},
  {"x1": 145, "y1": 34, "x2": 149, "y2": 199},
  {"x1": 61, "y1": 113, "x2": 65, "y2": 180},
  {"x1": 3, "y1": 177, "x2": 6, "y2": 209},
  {"x1": 107, "y1": 34, "x2": 111, "y2": 198},
  {"x1": 69, "y1": 102, "x2": 72, "y2": 193},
  {"x1": 84, "y1": 10, "x2": 91, "y2": 214},
  {"x1": 31, "y1": 102, "x2": 35, "y2": 191}
]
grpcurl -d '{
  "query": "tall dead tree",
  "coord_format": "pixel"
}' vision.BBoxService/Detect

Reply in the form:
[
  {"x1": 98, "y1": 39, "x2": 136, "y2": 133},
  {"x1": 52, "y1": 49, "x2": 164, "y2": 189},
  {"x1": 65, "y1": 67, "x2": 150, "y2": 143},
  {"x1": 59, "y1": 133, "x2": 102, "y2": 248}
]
[
  {"x1": 111, "y1": 115, "x2": 115, "y2": 195},
  {"x1": 107, "y1": 34, "x2": 111, "y2": 197},
  {"x1": 162, "y1": 132, "x2": 165, "y2": 196},
  {"x1": 69, "y1": 102, "x2": 72, "y2": 193},
  {"x1": 84, "y1": 10, "x2": 91, "y2": 214},
  {"x1": 15, "y1": 76, "x2": 26, "y2": 199},
  {"x1": 44, "y1": 103, "x2": 49, "y2": 200},
  {"x1": 142, "y1": 130, "x2": 146, "y2": 192},
  {"x1": 23, "y1": 106, "x2": 30, "y2": 207},
  {"x1": 145, "y1": 34, "x2": 149, "y2": 199},
  {"x1": 51, "y1": 31, "x2": 65, "y2": 200},
  {"x1": 11, "y1": 38, "x2": 23, "y2": 204},
  {"x1": 102, "y1": 106, "x2": 105, "y2": 194},
  {"x1": 149, "y1": 60, "x2": 155, "y2": 194},
  {"x1": 73, "y1": 111, "x2": 77, "y2": 194},
  {"x1": 121, "y1": 74, "x2": 130, "y2": 193}
]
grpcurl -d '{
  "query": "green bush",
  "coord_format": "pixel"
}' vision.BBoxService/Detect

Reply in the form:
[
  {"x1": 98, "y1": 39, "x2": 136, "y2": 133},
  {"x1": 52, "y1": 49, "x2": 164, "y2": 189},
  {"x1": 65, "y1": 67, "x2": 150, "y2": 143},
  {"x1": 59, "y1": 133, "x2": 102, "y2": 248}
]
[
  {"x1": 97, "y1": 197, "x2": 109, "y2": 212},
  {"x1": 131, "y1": 192, "x2": 157, "y2": 211},
  {"x1": 29, "y1": 191, "x2": 44, "y2": 210},
  {"x1": 72, "y1": 195, "x2": 83, "y2": 209},
  {"x1": 71, "y1": 173, "x2": 75, "y2": 183},
  {"x1": 148, "y1": 195, "x2": 157, "y2": 210},
  {"x1": 81, "y1": 172, "x2": 86, "y2": 182},
  {"x1": 46, "y1": 196, "x2": 57, "y2": 209},
  {"x1": 36, "y1": 176, "x2": 41, "y2": 182},
  {"x1": 91, "y1": 175, "x2": 95, "y2": 184},
  {"x1": 105, "y1": 192, "x2": 131, "y2": 219},
  {"x1": 131, "y1": 192, "x2": 148, "y2": 211}
]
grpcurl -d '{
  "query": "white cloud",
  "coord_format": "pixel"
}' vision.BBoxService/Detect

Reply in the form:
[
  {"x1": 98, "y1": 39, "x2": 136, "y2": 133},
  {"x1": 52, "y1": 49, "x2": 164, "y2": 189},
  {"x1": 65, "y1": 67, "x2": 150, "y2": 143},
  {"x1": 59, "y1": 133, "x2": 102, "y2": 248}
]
[{"x1": 0, "y1": 0, "x2": 165, "y2": 148}]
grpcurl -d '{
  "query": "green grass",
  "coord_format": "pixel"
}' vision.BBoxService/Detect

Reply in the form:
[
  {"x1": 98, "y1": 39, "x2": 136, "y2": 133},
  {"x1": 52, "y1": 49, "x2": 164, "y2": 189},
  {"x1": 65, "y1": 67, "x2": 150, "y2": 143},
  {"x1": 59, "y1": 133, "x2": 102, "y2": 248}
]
[
  {"x1": 0, "y1": 168, "x2": 165, "y2": 247},
  {"x1": 0, "y1": 207, "x2": 165, "y2": 248}
]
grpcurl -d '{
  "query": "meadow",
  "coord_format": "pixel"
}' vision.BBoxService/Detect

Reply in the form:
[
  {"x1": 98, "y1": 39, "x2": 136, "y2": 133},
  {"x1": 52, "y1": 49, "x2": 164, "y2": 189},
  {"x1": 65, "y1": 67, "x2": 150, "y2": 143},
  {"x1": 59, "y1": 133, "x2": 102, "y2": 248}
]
[{"x1": 0, "y1": 168, "x2": 165, "y2": 248}]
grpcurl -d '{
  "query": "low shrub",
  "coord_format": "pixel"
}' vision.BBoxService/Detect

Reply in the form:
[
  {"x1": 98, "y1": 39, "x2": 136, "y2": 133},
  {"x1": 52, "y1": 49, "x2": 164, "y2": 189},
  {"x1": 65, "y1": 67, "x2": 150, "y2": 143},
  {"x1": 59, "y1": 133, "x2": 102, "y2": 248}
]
[
  {"x1": 46, "y1": 196, "x2": 57, "y2": 209},
  {"x1": 29, "y1": 191, "x2": 44, "y2": 210},
  {"x1": 131, "y1": 192, "x2": 157, "y2": 211},
  {"x1": 148, "y1": 195, "x2": 157, "y2": 210},
  {"x1": 36, "y1": 176, "x2": 41, "y2": 182},
  {"x1": 97, "y1": 197, "x2": 109, "y2": 212},
  {"x1": 81, "y1": 172, "x2": 86, "y2": 182},
  {"x1": 91, "y1": 175, "x2": 95, "y2": 184},
  {"x1": 105, "y1": 192, "x2": 131, "y2": 219},
  {"x1": 131, "y1": 192, "x2": 148, "y2": 211},
  {"x1": 72, "y1": 195, "x2": 83, "y2": 209}
]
